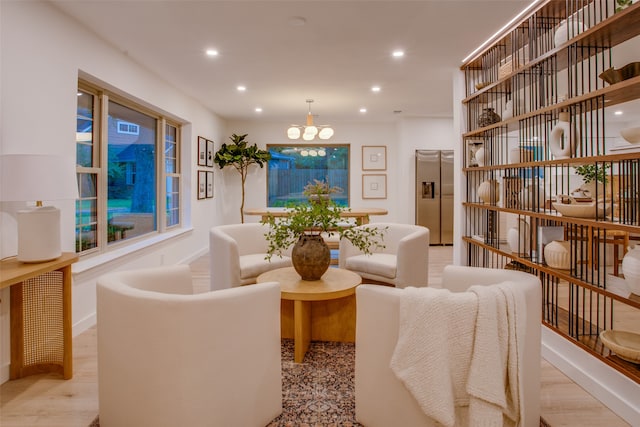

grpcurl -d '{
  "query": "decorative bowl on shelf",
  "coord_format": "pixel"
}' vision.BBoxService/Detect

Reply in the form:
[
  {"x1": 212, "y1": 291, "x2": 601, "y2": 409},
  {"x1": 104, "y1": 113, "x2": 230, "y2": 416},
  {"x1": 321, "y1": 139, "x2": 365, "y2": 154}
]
[
  {"x1": 599, "y1": 62, "x2": 640, "y2": 84},
  {"x1": 599, "y1": 330, "x2": 640, "y2": 364},
  {"x1": 620, "y1": 126, "x2": 640, "y2": 144},
  {"x1": 552, "y1": 200, "x2": 610, "y2": 218}
]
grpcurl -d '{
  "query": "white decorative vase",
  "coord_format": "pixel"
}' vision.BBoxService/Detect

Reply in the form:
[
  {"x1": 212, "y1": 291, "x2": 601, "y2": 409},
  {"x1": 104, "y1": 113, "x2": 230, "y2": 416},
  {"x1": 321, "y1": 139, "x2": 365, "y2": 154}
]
[
  {"x1": 544, "y1": 240, "x2": 571, "y2": 269},
  {"x1": 477, "y1": 180, "x2": 500, "y2": 204},
  {"x1": 622, "y1": 244, "x2": 640, "y2": 295},
  {"x1": 519, "y1": 184, "x2": 546, "y2": 210},
  {"x1": 502, "y1": 100, "x2": 514, "y2": 120},
  {"x1": 550, "y1": 112, "x2": 577, "y2": 159},
  {"x1": 554, "y1": 18, "x2": 585, "y2": 47},
  {"x1": 507, "y1": 219, "x2": 530, "y2": 255},
  {"x1": 475, "y1": 147, "x2": 485, "y2": 167}
]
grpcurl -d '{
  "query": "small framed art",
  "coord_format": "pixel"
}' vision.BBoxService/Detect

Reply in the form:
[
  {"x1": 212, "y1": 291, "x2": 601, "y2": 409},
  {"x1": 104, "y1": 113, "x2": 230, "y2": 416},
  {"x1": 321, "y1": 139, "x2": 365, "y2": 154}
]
[
  {"x1": 362, "y1": 145, "x2": 387, "y2": 170},
  {"x1": 206, "y1": 139, "x2": 214, "y2": 167},
  {"x1": 197, "y1": 137, "x2": 207, "y2": 166},
  {"x1": 206, "y1": 171, "x2": 214, "y2": 198},
  {"x1": 362, "y1": 174, "x2": 387, "y2": 199},
  {"x1": 197, "y1": 170, "x2": 206, "y2": 200}
]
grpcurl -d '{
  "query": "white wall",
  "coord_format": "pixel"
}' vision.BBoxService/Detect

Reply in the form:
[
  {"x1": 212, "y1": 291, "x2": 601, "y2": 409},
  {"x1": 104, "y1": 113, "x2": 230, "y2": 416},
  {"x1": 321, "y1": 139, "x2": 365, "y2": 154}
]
[{"x1": 0, "y1": 1, "x2": 226, "y2": 383}]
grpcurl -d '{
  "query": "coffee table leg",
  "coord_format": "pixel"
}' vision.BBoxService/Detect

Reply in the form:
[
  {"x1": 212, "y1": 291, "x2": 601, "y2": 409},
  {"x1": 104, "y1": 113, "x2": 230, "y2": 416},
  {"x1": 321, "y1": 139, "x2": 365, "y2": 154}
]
[{"x1": 294, "y1": 300, "x2": 311, "y2": 363}]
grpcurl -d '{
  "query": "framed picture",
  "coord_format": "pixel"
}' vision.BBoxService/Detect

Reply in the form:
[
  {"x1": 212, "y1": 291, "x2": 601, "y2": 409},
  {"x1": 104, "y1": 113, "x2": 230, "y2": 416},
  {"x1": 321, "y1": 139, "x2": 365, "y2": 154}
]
[
  {"x1": 206, "y1": 139, "x2": 214, "y2": 167},
  {"x1": 197, "y1": 137, "x2": 207, "y2": 166},
  {"x1": 206, "y1": 171, "x2": 214, "y2": 198},
  {"x1": 362, "y1": 174, "x2": 387, "y2": 199},
  {"x1": 197, "y1": 170, "x2": 206, "y2": 200},
  {"x1": 362, "y1": 145, "x2": 387, "y2": 170}
]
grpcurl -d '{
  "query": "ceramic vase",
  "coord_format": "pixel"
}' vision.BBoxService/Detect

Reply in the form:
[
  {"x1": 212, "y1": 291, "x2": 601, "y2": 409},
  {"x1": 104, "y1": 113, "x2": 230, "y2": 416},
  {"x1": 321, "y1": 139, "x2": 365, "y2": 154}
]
[
  {"x1": 477, "y1": 108, "x2": 501, "y2": 127},
  {"x1": 549, "y1": 112, "x2": 577, "y2": 159},
  {"x1": 622, "y1": 244, "x2": 640, "y2": 295},
  {"x1": 475, "y1": 147, "x2": 485, "y2": 167},
  {"x1": 502, "y1": 100, "x2": 514, "y2": 120},
  {"x1": 477, "y1": 180, "x2": 500, "y2": 204},
  {"x1": 507, "y1": 219, "x2": 530, "y2": 255},
  {"x1": 544, "y1": 240, "x2": 571, "y2": 269},
  {"x1": 291, "y1": 234, "x2": 331, "y2": 281},
  {"x1": 554, "y1": 18, "x2": 585, "y2": 47}
]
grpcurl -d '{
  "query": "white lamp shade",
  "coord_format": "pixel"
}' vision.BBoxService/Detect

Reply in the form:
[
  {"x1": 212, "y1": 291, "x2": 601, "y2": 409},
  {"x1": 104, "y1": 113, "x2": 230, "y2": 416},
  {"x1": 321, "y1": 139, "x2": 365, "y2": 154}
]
[
  {"x1": 302, "y1": 133, "x2": 315, "y2": 141},
  {"x1": 318, "y1": 127, "x2": 334, "y2": 140},
  {"x1": 305, "y1": 125, "x2": 318, "y2": 137},
  {"x1": 0, "y1": 154, "x2": 78, "y2": 202},
  {"x1": 287, "y1": 127, "x2": 301, "y2": 139}
]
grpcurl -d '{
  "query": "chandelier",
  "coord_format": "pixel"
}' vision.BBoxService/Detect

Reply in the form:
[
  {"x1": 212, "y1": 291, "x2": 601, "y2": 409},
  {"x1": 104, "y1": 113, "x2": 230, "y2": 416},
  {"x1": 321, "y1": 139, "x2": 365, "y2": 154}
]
[{"x1": 287, "y1": 99, "x2": 334, "y2": 141}]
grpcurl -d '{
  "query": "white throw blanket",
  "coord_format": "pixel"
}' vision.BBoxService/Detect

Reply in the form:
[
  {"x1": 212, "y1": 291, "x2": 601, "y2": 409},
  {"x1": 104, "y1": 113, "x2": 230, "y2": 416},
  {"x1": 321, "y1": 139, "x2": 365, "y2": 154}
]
[{"x1": 390, "y1": 282, "x2": 521, "y2": 427}]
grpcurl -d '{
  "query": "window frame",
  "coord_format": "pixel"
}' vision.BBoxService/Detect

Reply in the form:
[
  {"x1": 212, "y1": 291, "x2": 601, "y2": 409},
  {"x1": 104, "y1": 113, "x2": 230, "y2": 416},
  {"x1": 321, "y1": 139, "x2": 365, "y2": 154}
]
[{"x1": 76, "y1": 80, "x2": 181, "y2": 255}]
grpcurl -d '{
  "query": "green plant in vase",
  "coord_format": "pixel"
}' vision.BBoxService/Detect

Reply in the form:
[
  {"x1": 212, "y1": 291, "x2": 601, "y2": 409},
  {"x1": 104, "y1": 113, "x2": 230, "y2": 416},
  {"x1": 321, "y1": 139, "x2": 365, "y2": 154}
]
[
  {"x1": 262, "y1": 179, "x2": 386, "y2": 280},
  {"x1": 573, "y1": 163, "x2": 610, "y2": 199}
]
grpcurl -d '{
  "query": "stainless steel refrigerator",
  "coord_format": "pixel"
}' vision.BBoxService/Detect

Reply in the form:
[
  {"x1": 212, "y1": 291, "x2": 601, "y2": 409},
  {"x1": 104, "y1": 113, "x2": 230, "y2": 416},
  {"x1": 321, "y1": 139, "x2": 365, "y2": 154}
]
[{"x1": 415, "y1": 150, "x2": 454, "y2": 245}]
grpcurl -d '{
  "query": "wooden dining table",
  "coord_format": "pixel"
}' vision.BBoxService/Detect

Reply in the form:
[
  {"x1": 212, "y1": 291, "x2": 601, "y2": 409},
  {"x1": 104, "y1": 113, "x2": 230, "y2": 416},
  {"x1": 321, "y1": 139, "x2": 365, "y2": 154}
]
[{"x1": 243, "y1": 207, "x2": 388, "y2": 225}]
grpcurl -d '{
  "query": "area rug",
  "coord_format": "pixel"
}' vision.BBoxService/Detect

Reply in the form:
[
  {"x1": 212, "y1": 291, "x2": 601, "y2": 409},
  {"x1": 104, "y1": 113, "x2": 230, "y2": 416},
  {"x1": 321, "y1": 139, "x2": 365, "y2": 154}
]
[{"x1": 89, "y1": 339, "x2": 551, "y2": 426}]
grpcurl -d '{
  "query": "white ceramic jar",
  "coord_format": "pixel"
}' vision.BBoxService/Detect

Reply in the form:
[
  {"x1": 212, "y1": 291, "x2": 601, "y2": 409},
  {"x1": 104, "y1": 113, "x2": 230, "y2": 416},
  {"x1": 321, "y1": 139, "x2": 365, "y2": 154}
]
[
  {"x1": 507, "y1": 219, "x2": 530, "y2": 255},
  {"x1": 544, "y1": 240, "x2": 571, "y2": 269},
  {"x1": 622, "y1": 244, "x2": 640, "y2": 295},
  {"x1": 475, "y1": 147, "x2": 485, "y2": 167},
  {"x1": 477, "y1": 180, "x2": 500, "y2": 204}
]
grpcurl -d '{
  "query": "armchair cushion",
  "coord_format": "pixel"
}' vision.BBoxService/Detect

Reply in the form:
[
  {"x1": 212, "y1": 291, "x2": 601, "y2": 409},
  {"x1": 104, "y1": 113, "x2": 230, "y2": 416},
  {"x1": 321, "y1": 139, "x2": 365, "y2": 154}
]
[
  {"x1": 240, "y1": 253, "x2": 292, "y2": 279},
  {"x1": 344, "y1": 253, "x2": 397, "y2": 279}
]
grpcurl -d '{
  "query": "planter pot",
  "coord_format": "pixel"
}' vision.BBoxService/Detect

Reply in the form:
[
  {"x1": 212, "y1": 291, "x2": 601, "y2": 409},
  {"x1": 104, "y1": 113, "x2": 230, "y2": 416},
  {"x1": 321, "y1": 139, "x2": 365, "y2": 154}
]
[
  {"x1": 292, "y1": 234, "x2": 331, "y2": 281},
  {"x1": 622, "y1": 244, "x2": 640, "y2": 295},
  {"x1": 544, "y1": 240, "x2": 571, "y2": 269}
]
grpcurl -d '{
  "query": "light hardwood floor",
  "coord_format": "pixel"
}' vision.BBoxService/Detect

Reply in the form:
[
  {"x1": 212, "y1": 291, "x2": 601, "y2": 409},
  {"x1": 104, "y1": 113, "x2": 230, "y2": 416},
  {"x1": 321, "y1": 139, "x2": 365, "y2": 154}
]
[{"x1": 0, "y1": 246, "x2": 630, "y2": 426}]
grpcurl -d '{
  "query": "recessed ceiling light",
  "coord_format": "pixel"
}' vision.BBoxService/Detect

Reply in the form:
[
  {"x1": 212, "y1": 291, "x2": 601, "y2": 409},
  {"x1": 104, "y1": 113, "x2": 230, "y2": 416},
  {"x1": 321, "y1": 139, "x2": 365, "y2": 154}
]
[
  {"x1": 237, "y1": 85, "x2": 247, "y2": 92},
  {"x1": 360, "y1": 108, "x2": 367, "y2": 113},
  {"x1": 371, "y1": 86, "x2": 381, "y2": 93},
  {"x1": 392, "y1": 50, "x2": 404, "y2": 58},
  {"x1": 614, "y1": 110, "x2": 623, "y2": 115},
  {"x1": 205, "y1": 49, "x2": 219, "y2": 57},
  {"x1": 255, "y1": 107, "x2": 262, "y2": 113}
]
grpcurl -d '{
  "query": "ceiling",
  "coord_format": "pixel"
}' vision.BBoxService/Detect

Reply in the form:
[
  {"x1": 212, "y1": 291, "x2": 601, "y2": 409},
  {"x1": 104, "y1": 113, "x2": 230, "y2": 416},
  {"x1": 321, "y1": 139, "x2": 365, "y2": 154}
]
[{"x1": 51, "y1": 0, "x2": 533, "y2": 124}]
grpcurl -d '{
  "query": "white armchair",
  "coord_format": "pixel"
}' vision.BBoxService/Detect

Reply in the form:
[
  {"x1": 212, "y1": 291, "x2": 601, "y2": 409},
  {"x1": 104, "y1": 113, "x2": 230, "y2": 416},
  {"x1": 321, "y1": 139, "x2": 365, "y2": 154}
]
[
  {"x1": 210, "y1": 223, "x2": 292, "y2": 290},
  {"x1": 339, "y1": 222, "x2": 429, "y2": 288},
  {"x1": 96, "y1": 265, "x2": 282, "y2": 427},
  {"x1": 355, "y1": 265, "x2": 541, "y2": 427}
]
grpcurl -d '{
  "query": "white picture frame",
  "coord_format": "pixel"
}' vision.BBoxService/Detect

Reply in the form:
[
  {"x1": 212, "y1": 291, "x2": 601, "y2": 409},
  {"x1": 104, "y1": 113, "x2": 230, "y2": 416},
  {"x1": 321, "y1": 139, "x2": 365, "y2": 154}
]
[
  {"x1": 362, "y1": 145, "x2": 387, "y2": 170},
  {"x1": 362, "y1": 174, "x2": 387, "y2": 199}
]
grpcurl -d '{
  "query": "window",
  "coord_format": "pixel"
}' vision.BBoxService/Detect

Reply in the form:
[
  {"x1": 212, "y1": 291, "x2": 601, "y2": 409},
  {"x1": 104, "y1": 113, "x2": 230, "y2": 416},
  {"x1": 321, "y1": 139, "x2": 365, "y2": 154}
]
[
  {"x1": 75, "y1": 81, "x2": 181, "y2": 254},
  {"x1": 266, "y1": 144, "x2": 349, "y2": 207}
]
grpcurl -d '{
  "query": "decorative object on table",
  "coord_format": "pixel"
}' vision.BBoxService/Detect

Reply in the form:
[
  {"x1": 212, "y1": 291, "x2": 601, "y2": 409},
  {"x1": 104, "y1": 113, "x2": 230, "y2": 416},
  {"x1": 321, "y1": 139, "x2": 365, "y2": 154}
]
[
  {"x1": 477, "y1": 107, "x2": 501, "y2": 127},
  {"x1": 213, "y1": 133, "x2": 271, "y2": 223},
  {"x1": 552, "y1": 198, "x2": 610, "y2": 218},
  {"x1": 574, "y1": 163, "x2": 609, "y2": 198},
  {"x1": 287, "y1": 99, "x2": 334, "y2": 141},
  {"x1": 507, "y1": 218, "x2": 530, "y2": 255},
  {"x1": 620, "y1": 126, "x2": 640, "y2": 144},
  {"x1": 262, "y1": 179, "x2": 386, "y2": 281},
  {"x1": 362, "y1": 174, "x2": 387, "y2": 199},
  {"x1": 622, "y1": 244, "x2": 640, "y2": 295},
  {"x1": 0, "y1": 154, "x2": 78, "y2": 262},
  {"x1": 544, "y1": 240, "x2": 572, "y2": 269},
  {"x1": 362, "y1": 145, "x2": 387, "y2": 170},
  {"x1": 599, "y1": 62, "x2": 640, "y2": 84},
  {"x1": 554, "y1": 17, "x2": 586, "y2": 47},
  {"x1": 477, "y1": 179, "x2": 500, "y2": 204},
  {"x1": 475, "y1": 146, "x2": 486, "y2": 166},
  {"x1": 549, "y1": 112, "x2": 577, "y2": 159},
  {"x1": 599, "y1": 330, "x2": 640, "y2": 364}
]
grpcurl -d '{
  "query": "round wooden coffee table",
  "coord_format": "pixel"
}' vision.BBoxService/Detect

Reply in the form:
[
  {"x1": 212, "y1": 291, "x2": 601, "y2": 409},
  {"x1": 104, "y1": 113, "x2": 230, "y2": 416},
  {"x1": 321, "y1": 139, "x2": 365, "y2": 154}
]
[{"x1": 257, "y1": 267, "x2": 361, "y2": 363}]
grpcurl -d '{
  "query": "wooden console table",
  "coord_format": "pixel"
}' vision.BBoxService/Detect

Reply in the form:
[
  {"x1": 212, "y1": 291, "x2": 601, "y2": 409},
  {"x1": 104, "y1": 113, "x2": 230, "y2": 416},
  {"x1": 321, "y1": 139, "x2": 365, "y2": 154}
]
[{"x1": 0, "y1": 252, "x2": 78, "y2": 380}]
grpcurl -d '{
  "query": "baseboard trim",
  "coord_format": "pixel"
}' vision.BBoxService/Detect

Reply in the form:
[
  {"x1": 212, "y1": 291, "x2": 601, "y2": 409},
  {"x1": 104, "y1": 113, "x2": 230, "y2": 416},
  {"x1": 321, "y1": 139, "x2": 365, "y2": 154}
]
[{"x1": 541, "y1": 326, "x2": 640, "y2": 425}]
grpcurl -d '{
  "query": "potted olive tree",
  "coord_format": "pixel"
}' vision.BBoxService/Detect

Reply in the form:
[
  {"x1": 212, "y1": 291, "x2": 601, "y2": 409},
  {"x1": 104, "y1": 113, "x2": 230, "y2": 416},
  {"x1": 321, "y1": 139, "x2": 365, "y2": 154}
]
[
  {"x1": 213, "y1": 133, "x2": 271, "y2": 223},
  {"x1": 262, "y1": 179, "x2": 386, "y2": 280}
]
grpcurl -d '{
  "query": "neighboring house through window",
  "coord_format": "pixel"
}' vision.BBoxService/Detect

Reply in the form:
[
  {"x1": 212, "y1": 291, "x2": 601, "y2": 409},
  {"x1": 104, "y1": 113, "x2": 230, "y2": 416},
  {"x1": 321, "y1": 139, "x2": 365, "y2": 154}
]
[{"x1": 75, "y1": 81, "x2": 181, "y2": 254}]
